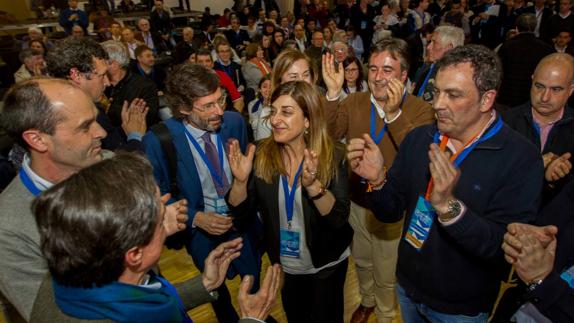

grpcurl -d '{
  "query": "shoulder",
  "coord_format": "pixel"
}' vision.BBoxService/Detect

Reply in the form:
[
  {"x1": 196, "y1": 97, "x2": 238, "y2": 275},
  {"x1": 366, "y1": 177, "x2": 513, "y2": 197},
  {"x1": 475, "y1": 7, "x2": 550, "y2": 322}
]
[{"x1": 223, "y1": 111, "x2": 245, "y2": 129}]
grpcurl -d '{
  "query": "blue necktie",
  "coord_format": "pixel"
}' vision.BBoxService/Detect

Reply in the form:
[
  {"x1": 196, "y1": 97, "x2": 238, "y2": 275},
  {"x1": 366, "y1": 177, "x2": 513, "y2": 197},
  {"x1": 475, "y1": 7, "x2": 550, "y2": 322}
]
[{"x1": 202, "y1": 132, "x2": 230, "y2": 196}]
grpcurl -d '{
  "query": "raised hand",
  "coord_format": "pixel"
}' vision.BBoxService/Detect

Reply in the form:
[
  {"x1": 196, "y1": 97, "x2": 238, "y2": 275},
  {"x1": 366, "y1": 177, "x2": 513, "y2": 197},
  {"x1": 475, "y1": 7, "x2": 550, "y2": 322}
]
[
  {"x1": 322, "y1": 52, "x2": 345, "y2": 98},
  {"x1": 228, "y1": 139, "x2": 255, "y2": 184},
  {"x1": 238, "y1": 263, "x2": 282, "y2": 321},
  {"x1": 347, "y1": 134, "x2": 386, "y2": 182},
  {"x1": 202, "y1": 238, "x2": 243, "y2": 291},
  {"x1": 121, "y1": 98, "x2": 149, "y2": 136},
  {"x1": 162, "y1": 194, "x2": 189, "y2": 236},
  {"x1": 428, "y1": 143, "x2": 460, "y2": 215},
  {"x1": 384, "y1": 78, "x2": 405, "y2": 120},
  {"x1": 502, "y1": 223, "x2": 558, "y2": 264},
  {"x1": 301, "y1": 148, "x2": 319, "y2": 187},
  {"x1": 545, "y1": 152, "x2": 572, "y2": 182}
]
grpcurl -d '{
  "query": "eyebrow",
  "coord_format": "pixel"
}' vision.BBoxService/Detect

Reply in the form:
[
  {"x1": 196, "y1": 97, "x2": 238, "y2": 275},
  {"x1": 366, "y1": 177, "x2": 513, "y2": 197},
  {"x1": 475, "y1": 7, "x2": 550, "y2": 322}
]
[{"x1": 76, "y1": 117, "x2": 95, "y2": 132}]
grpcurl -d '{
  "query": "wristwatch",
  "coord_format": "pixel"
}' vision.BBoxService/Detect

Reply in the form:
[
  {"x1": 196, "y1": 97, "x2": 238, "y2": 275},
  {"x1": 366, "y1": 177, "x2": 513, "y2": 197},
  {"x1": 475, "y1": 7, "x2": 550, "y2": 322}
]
[
  {"x1": 309, "y1": 184, "x2": 327, "y2": 200},
  {"x1": 438, "y1": 199, "x2": 464, "y2": 221}
]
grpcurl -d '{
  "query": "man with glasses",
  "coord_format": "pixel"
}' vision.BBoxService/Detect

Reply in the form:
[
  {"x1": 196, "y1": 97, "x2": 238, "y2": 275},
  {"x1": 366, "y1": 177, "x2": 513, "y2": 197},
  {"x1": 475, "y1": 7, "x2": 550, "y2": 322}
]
[
  {"x1": 143, "y1": 64, "x2": 260, "y2": 323},
  {"x1": 322, "y1": 38, "x2": 434, "y2": 323}
]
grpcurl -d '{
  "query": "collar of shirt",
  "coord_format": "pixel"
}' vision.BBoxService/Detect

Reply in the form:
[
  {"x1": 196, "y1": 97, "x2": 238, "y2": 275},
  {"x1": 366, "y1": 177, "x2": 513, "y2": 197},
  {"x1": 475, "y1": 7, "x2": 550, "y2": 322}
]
[
  {"x1": 560, "y1": 11, "x2": 572, "y2": 19},
  {"x1": 532, "y1": 106, "x2": 564, "y2": 126},
  {"x1": 185, "y1": 121, "x2": 211, "y2": 142},
  {"x1": 555, "y1": 45, "x2": 566, "y2": 53},
  {"x1": 440, "y1": 110, "x2": 497, "y2": 154},
  {"x1": 370, "y1": 93, "x2": 386, "y2": 119},
  {"x1": 22, "y1": 154, "x2": 53, "y2": 191}
]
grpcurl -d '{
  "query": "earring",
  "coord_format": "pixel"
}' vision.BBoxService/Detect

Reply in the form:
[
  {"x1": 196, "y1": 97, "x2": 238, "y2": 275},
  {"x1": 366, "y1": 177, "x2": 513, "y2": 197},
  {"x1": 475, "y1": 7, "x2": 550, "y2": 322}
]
[{"x1": 304, "y1": 128, "x2": 309, "y2": 135}]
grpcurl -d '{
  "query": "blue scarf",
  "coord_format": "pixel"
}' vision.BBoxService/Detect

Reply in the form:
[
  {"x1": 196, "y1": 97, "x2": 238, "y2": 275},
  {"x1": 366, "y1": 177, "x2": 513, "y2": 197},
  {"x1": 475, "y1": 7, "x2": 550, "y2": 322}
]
[{"x1": 53, "y1": 272, "x2": 193, "y2": 323}]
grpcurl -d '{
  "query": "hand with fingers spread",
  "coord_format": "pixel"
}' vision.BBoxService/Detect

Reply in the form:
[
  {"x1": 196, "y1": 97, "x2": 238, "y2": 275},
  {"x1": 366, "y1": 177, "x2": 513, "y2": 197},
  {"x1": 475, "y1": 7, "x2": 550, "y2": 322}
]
[
  {"x1": 384, "y1": 78, "x2": 405, "y2": 120},
  {"x1": 301, "y1": 148, "x2": 319, "y2": 187},
  {"x1": 121, "y1": 98, "x2": 149, "y2": 136},
  {"x1": 511, "y1": 233, "x2": 557, "y2": 284},
  {"x1": 238, "y1": 263, "x2": 282, "y2": 321},
  {"x1": 428, "y1": 143, "x2": 460, "y2": 215},
  {"x1": 322, "y1": 52, "x2": 345, "y2": 99},
  {"x1": 228, "y1": 139, "x2": 255, "y2": 184},
  {"x1": 347, "y1": 134, "x2": 386, "y2": 183},
  {"x1": 545, "y1": 152, "x2": 572, "y2": 182},
  {"x1": 502, "y1": 223, "x2": 558, "y2": 264},
  {"x1": 194, "y1": 211, "x2": 234, "y2": 235},
  {"x1": 202, "y1": 238, "x2": 243, "y2": 291},
  {"x1": 162, "y1": 194, "x2": 189, "y2": 236}
]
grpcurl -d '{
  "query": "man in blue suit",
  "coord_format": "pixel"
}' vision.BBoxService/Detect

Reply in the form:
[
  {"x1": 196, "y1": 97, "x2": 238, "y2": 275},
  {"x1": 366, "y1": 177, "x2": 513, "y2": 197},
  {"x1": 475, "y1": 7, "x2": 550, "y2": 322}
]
[{"x1": 143, "y1": 64, "x2": 260, "y2": 323}]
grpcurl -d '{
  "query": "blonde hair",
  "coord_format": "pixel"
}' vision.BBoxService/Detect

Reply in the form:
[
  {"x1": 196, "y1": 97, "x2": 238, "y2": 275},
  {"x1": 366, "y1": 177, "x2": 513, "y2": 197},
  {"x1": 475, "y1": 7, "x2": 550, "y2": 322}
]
[
  {"x1": 271, "y1": 49, "x2": 316, "y2": 91},
  {"x1": 255, "y1": 81, "x2": 338, "y2": 186}
]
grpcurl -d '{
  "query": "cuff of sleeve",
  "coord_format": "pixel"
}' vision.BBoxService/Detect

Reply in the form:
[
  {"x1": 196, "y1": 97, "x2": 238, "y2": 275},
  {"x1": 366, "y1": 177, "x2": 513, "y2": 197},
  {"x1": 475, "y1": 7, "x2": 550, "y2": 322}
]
[
  {"x1": 527, "y1": 271, "x2": 568, "y2": 311},
  {"x1": 384, "y1": 109, "x2": 403, "y2": 124},
  {"x1": 127, "y1": 132, "x2": 143, "y2": 142},
  {"x1": 326, "y1": 91, "x2": 342, "y2": 101}
]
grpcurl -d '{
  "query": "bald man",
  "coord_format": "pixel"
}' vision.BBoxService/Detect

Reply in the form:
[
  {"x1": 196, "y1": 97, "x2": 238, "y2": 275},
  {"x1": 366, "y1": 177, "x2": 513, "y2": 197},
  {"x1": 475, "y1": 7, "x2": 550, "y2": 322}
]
[{"x1": 503, "y1": 53, "x2": 574, "y2": 205}]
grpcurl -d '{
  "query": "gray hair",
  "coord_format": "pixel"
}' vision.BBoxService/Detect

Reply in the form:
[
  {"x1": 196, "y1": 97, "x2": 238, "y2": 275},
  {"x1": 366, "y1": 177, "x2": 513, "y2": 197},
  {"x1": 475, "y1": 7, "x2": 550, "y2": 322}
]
[
  {"x1": 101, "y1": 40, "x2": 130, "y2": 68},
  {"x1": 435, "y1": 25, "x2": 465, "y2": 48}
]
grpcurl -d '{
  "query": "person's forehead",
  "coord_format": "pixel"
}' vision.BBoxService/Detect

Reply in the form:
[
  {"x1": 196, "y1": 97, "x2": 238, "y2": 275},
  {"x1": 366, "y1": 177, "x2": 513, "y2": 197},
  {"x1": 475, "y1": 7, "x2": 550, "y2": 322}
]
[{"x1": 369, "y1": 51, "x2": 400, "y2": 67}]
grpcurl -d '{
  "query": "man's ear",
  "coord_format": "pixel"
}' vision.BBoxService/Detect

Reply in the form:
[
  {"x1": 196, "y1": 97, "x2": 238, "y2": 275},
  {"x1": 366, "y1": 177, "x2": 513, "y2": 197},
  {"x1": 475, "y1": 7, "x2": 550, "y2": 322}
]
[
  {"x1": 22, "y1": 129, "x2": 49, "y2": 153},
  {"x1": 124, "y1": 246, "x2": 143, "y2": 268},
  {"x1": 479, "y1": 89, "x2": 497, "y2": 112}
]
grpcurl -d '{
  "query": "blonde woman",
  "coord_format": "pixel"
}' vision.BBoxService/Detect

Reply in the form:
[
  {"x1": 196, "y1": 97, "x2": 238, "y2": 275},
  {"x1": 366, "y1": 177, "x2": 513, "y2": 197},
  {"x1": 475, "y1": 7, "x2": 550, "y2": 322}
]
[{"x1": 228, "y1": 81, "x2": 351, "y2": 322}]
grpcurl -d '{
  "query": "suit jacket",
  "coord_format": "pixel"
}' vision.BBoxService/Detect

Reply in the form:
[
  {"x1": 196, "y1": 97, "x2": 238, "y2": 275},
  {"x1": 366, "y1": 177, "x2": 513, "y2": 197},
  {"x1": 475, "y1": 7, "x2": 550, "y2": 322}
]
[
  {"x1": 524, "y1": 5, "x2": 554, "y2": 40},
  {"x1": 224, "y1": 29, "x2": 251, "y2": 52},
  {"x1": 135, "y1": 31, "x2": 168, "y2": 54},
  {"x1": 229, "y1": 146, "x2": 353, "y2": 268},
  {"x1": 142, "y1": 115, "x2": 259, "y2": 276},
  {"x1": 29, "y1": 274, "x2": 261, "y2": 323}
]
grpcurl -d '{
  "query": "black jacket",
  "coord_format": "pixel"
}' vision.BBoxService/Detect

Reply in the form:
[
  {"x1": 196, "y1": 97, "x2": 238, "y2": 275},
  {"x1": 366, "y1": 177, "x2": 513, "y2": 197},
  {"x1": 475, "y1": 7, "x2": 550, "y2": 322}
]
[
  {"x1": 367, "y1": 122, "x2": 543, "y2": 315},
  {"x1": 105, "y1": 70, "x2": 160, "y2": 129},
  {"x1": 497, "y1": 33, "x2": 554, "y2": 107},
  {"x1": 229, "y1": 146, "x2": 353, "y2": 268},
  {"x1": 502, "y1": 102, "x2": 574, "y2": 204}
]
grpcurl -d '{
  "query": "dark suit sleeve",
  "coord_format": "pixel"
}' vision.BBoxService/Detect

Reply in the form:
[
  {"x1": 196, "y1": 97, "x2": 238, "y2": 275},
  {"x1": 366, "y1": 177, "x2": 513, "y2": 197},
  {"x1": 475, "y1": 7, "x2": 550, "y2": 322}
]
[
  {"x1": 528, "y1": 271, "x2": 574, "y2": 322},
  {"x1": 174, "y1": 276, "x2": 217, "y2": 310}
]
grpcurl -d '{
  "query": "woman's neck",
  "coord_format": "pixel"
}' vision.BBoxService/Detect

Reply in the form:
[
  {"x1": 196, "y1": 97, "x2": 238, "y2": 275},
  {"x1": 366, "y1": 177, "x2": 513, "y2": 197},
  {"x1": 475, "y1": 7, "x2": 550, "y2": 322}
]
[{"x1": 282, "y1": 138, "x2": 306, "y2": 175}]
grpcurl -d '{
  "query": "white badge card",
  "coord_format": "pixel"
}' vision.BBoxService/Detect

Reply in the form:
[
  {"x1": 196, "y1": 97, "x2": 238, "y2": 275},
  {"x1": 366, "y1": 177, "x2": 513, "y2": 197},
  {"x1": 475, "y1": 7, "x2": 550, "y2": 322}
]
[
  {"x1": 404, "y1": 195, "x2": 436, "y2": 251},
  {"x1": 280, "y1": 229, "x2": 301, "y2": 258}
]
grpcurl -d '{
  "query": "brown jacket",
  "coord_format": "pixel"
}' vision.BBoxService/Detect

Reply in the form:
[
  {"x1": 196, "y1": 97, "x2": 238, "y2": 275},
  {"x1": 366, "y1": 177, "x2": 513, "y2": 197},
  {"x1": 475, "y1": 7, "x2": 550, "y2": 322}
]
[{"x1": 325, "y1": 92, "x2": 435, "y2": 206}]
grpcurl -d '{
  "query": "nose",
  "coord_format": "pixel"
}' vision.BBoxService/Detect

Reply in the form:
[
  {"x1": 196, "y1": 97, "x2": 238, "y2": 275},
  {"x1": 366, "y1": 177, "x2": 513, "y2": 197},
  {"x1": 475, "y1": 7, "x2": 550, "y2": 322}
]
[
  {"x1": 541, "y1": 88, "x2": 551, "y2": 102},
  {"x1": 93, "y1": 121, "x2": 107, "y2": 139},
  {"x1": 432, "y1": 91, "x2": 446, "y2": 111},
  {"x1": 375, "y1": 68, "x2": 386, "y2": 81}
]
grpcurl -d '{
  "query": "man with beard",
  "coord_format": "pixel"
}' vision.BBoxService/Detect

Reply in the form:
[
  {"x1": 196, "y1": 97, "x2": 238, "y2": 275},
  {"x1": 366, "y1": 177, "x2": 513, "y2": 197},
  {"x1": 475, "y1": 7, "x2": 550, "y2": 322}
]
[{"x1": 142, "y1": 64, "x2": 260, "y2": 323}]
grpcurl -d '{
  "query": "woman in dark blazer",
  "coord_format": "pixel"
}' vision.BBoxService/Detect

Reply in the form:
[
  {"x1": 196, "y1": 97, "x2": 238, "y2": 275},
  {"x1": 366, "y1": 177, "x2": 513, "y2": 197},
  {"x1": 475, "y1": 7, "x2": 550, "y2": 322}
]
[{"x1": 227, "y1": 81, "x2": 352, "y2": 323}]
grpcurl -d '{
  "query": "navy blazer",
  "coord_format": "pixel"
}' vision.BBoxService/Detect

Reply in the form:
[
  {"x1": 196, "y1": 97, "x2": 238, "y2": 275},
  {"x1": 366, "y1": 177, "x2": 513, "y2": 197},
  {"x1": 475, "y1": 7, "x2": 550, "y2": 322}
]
[{"x1": 143, "y1": 112, "x2": 258, "y2": 275}]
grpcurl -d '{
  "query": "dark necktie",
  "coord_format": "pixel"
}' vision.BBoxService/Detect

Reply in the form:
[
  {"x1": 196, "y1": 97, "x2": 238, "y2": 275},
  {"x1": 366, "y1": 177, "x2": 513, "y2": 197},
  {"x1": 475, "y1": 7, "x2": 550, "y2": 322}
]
[{"x1": 201, "y1": 132, "x2": 230, "y2": 196}]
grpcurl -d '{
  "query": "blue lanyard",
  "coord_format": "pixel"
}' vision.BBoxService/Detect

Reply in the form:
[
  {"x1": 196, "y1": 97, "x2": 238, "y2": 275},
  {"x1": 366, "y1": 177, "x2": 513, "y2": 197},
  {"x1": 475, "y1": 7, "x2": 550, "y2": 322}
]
[
  {"x1": 370, "y1": 91, "x2": 407, "y2": 145},
  {"x1": 533, "y1": 121, "x2": 541, "y2": 136},
  {"x1": 252, "y1": 99, "x2": 262, "y2": 114},
  {"x1": 19, "y1": 168, "x2": 42, "y2": 197},
  {"x1": 281, "y1": 161, "x2": 304, "y2": 226},
  {"x1": 433, "y1": 117, "x2": 503, "y2": 167},
  {"x1": 370, "y1": 103, "x2": 387, "y2": 145},
  {"x1": 184, "y1": 129, "x2": 226, "y2": 193},
  {"x1": 417, "y1": 64, "x2": 435, "y2": 97}
]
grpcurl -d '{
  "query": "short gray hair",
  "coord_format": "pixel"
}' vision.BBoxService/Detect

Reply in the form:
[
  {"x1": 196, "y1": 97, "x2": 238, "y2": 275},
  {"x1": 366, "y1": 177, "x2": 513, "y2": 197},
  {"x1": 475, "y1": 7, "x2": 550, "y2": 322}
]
[
  {"x1": 435, "y1": 25, "x2": 465, "y2": 48},
  {"x1": 101, "y1": 40, "x2": 130, "y2": 68}
]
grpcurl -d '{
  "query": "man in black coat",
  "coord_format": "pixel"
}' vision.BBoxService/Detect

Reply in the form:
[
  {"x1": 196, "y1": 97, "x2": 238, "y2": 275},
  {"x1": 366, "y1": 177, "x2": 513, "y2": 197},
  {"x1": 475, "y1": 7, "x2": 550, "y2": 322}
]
[{"x1": 497, "y1": 13, "x2": 554, "y2": 108}]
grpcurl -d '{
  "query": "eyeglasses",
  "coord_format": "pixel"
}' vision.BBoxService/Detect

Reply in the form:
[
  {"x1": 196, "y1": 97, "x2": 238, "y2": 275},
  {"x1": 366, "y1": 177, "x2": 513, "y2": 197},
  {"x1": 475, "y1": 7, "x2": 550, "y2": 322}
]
[
  {"x1": 345, "y1": 68, "x2": 359, "y2": 73},
  {"x1": 194, "y1": 94, "x2": 227, "y2": 112}
]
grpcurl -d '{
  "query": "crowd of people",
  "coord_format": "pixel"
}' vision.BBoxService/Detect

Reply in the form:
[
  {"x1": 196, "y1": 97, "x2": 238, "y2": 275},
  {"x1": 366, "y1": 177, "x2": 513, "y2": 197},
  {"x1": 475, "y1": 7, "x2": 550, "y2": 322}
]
[{"x1": 1, "y1": 0, "x2": 574, "y2": 322}]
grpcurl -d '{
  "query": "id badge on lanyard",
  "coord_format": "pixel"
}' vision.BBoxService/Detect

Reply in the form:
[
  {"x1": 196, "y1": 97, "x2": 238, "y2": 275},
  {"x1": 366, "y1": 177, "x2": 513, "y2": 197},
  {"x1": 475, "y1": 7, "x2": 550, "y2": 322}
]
[
  {"x1": 404, "y1": 117, "x2": 503, "y2": 251},
  {"x1": 280, "y1": 161, "x2": 304, "y2": 258}
]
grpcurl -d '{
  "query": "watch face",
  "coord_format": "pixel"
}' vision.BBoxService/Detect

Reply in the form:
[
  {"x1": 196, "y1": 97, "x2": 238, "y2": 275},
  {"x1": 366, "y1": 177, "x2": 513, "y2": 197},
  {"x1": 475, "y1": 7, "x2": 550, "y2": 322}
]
[{"x1": 447, "y1": 199, "x2": 462, "y2": 218}]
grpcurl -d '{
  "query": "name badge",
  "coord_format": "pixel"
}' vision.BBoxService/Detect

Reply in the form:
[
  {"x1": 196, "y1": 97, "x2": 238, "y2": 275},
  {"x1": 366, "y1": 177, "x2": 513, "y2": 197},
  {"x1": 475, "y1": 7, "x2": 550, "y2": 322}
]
[
  {"x1": 404, "y1": 195, "x2": 435, "y2": 251},
  {"x1": 560, "y1": 265, "x2": 574, "y2": 289},
  {"x1": 205, "y1": 197, "x2": 229, "y2": 216},
  {"x1": 280, "y1": 229, "x2": 300, "y2": 258},
  {"x1": 361, "y1": 20, "x2": 367, "y2": 29}
]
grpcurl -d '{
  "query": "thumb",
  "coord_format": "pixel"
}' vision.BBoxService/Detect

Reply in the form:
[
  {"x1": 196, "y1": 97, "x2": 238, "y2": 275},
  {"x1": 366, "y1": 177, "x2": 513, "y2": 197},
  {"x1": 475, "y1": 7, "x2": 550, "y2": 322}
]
[
  {"x1": 543, "y1": 225, "x2": 558, "y2": 236},
  {"x1": 362, "y1": 133, "x2": 377, "y2": 148},
  {"x1": 246, "y1": 143, "x2": 256, "y2": 161},
  {"x1": 547, "y1": 238, "x2": 557, "y2": 256},
  {"x1": 239, "y1": 275, "x2": 254, "y2": 297},
  {"x1": 561, "y1": 152, "x2": 571, "y2": 161},
  {"x1": 161, "y1": 193, "x2": 171, "y2": 204}
]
